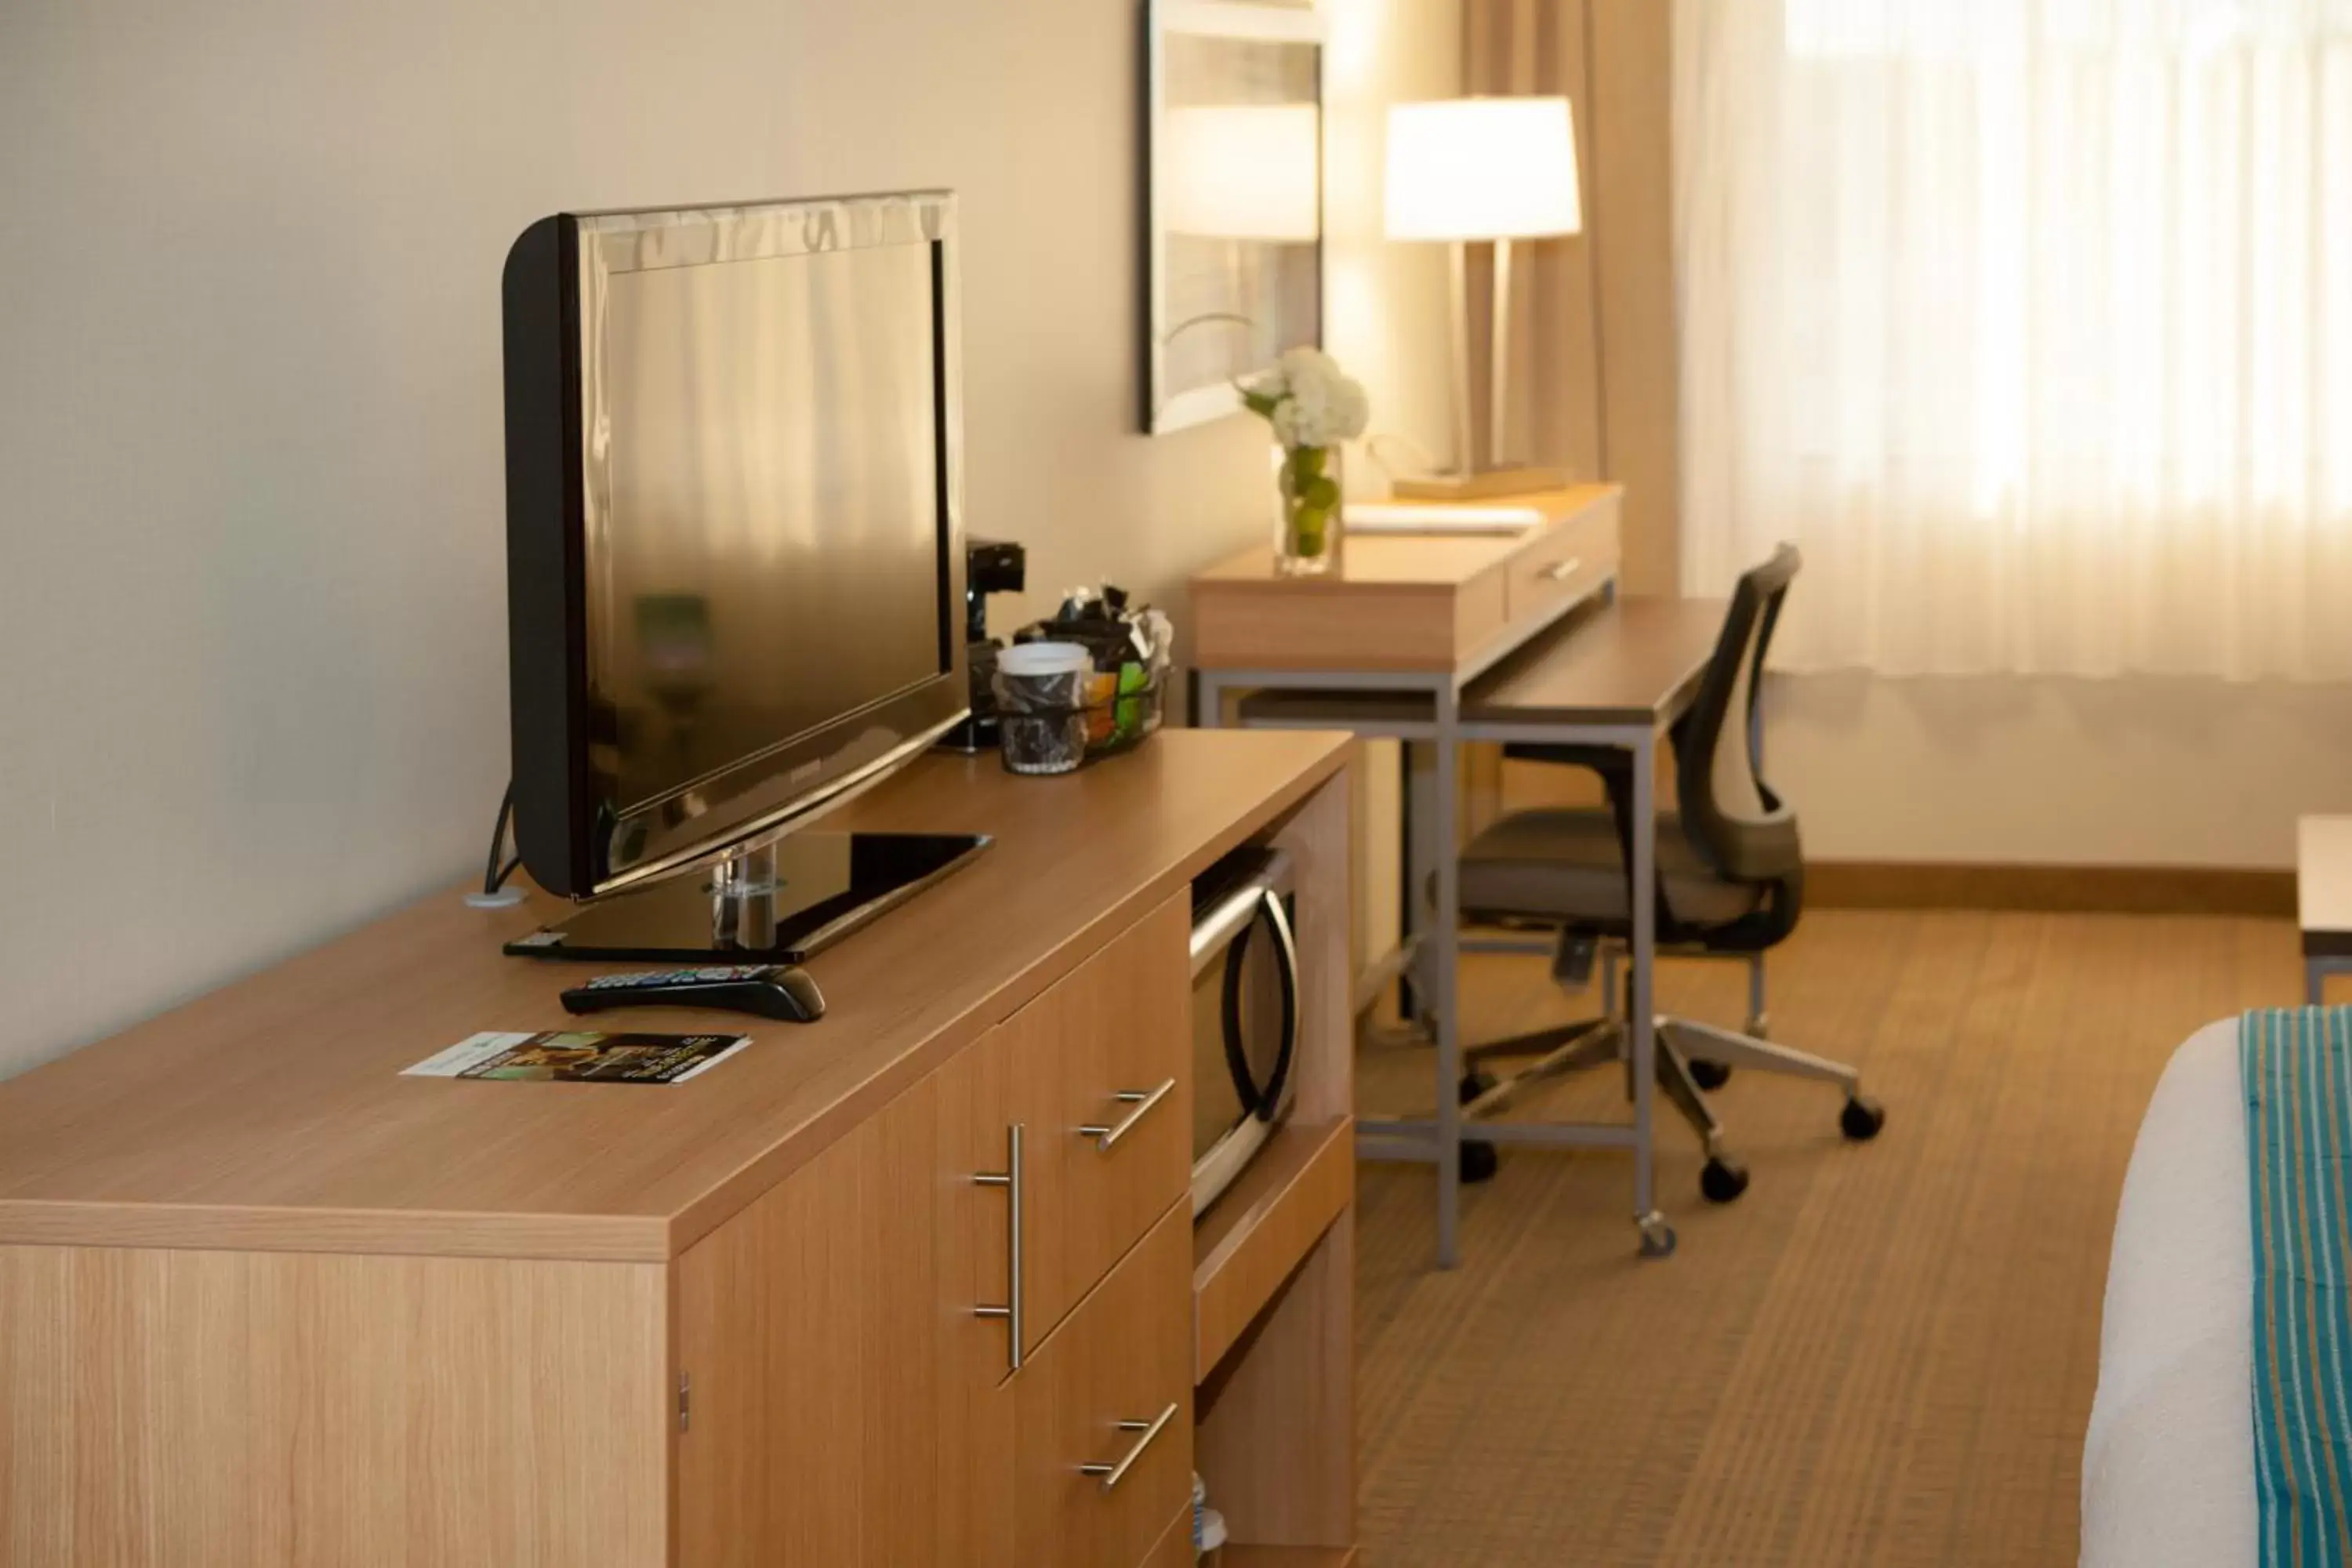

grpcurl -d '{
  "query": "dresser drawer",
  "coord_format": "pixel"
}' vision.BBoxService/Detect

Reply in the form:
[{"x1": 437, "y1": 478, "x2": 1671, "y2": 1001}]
[
  {"x1": 1015, "y1": 1203, "x2": 1194, "y2": 1568},
  {"x1": 1504, "y1": 492, "x2": 1621, "y2": 628},
  {"x1": 1139, "y1": 1503, "x2": 1195, "y2": 1568},
  {"x1": 1003, "y1": 892, "x2": 1192, "y2": 1356}
]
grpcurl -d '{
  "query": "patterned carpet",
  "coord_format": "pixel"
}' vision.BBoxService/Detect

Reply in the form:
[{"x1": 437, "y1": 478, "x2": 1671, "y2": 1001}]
[{"x1": 1352, "y1": 909, "x2": 2296, "y2": 1566}]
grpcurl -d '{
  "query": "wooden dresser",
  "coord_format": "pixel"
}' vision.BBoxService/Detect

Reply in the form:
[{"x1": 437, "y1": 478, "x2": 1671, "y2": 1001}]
[{"x1": 0, "y1": 731, "x2": 1358, "y2": 1568}]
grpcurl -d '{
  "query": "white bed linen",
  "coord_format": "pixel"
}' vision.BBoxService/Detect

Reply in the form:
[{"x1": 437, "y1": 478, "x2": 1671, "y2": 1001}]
[{"x1": 2081, "y1": 1018, "x2": 2255, "y2": 1568}]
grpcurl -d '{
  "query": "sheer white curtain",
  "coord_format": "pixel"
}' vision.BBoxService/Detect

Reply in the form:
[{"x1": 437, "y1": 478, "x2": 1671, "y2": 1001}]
[{"x1": 1675, "y1": 0, "x2": 2352, "y2": 678}]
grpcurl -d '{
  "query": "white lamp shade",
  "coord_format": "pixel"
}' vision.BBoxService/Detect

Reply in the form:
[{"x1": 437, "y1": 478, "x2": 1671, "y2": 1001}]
[
  {"x1": 1384, "y1": 96, "x2": 1581, "y2": 241},
  {"x1": 1162, "y1": 103, "x2": 1322, "y2": 242}
]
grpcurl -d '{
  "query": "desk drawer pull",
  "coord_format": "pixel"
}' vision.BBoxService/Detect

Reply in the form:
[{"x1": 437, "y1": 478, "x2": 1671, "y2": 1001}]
[
  {"x1": 972, "y1": 1123, "x2": 1025, "y2": 1371},
  {"x1": 1076, "y1": 1078, "x2": 1176, "y2": 1152},
  {"x1": 1077, "y1": 1402, "x2": 1179, "y2": 1492},
  {"x1": 1539, "y1": 555, "x2": 1585, "y2": 583}
]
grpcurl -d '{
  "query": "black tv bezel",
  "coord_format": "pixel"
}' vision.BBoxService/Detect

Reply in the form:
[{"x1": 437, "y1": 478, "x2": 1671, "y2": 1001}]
[{"x1": 499, "y1": 194, "x2": 968, "y2": 902}]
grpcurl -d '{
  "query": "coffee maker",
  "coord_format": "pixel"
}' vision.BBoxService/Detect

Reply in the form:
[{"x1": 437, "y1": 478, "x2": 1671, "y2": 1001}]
[{"x1": 939, "y1": 538, "x2": 1027, "y2": 753}]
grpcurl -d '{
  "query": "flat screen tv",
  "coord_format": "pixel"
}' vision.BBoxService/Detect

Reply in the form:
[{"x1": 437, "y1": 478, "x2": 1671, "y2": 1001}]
[{"x1": 499, "y1": 191, "x2": 978, "y2": 947}]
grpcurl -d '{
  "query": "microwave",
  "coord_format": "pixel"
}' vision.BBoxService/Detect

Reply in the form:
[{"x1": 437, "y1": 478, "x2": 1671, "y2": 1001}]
[{"x1": 1189, "y1": 845, "x2": 1300, "y2": 1218}]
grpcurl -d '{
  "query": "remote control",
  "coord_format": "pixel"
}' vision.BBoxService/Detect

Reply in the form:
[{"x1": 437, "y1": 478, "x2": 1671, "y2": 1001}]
[{"x1": 559, "y1": 964, "x2": 826, "y2": 1023}]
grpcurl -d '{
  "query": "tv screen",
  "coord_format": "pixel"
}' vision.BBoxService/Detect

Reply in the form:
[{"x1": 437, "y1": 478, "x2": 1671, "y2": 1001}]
[
  {"x1": 503, "y1": 193, "x2": 967, "y2": 899},
  {"x1": 593, "y1": 244, "x2": 947, "y2": 815}
]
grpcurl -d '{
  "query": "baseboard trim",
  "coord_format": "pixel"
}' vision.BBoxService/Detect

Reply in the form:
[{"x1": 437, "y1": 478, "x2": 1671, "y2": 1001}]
[{"x1": 1808, "y1": 862, "x2": 2295, "y2": 917}]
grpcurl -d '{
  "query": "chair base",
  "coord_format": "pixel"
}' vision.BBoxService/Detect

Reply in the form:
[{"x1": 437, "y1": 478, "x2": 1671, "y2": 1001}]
[{"x1": 1454, "y1": 940, "x2": 1876, "y2": 1200}]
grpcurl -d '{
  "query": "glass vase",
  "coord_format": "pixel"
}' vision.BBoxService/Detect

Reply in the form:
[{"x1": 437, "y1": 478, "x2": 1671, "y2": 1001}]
[{"x1": 1272, "y1": 442, "x2": 1344, "y2": 576}]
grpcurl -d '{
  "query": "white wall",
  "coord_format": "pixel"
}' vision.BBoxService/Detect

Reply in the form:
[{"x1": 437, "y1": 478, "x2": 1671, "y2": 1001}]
[
  {"x1": 1764, "y1": 674, "x2": 2352, "y2": 870},
  {"x1": 0, "y1": 0, "x2": 1461, "y2": 1079}
]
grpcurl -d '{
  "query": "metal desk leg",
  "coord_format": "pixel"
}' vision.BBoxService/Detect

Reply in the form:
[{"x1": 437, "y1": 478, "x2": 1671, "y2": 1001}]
[
  {"x1": 1405, "y1": 737, "x2": 1443, "y2": 1034},
  {"x1": 1196, "y1": 672, "x2": 1224, "y2": 730},
  {"x1": 2311, "y1": 960, "x2": 2327, "y2": 1007},
  {"x1": 1629, "y1": 739, "x2": 1671, "y2": 1258},
  {"x1": 1431, "y1": 688, "x2": 1462, "y2": 1268},
  {"x1": 1398, "y1": 744, "x2": 1418, "y2": 1022}
]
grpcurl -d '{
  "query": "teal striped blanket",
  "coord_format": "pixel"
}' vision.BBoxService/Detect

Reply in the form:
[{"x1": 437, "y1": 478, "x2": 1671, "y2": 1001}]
[{"x1": 2244, "y1": 1007, "x2": 2352, "y2": 1567}]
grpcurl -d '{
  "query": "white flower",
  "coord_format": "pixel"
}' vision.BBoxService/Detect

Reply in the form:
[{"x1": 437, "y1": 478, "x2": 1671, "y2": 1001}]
[
  {"x1": 1327, "y1": 378, "x2": 1370, "y2": 441},
  {"x1": 1242, "y1": 347, "x2": 1371, "y2": 450},
  {"x1": 1287, "y1": 375, "x2": 1333, "y2": 435}
]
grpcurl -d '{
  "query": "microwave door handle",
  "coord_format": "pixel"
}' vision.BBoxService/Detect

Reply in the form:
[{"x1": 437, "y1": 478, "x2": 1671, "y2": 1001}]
[
  {"x1": 1188, "y1": 850, "x2": 1296, "y2": 979},
  {"x1": 1254, "y1": 887, "x2": 1301, "y2": 1119},
  {"x1": 1219, "y1": 922, "x2": 1268, "y2": 1116}
]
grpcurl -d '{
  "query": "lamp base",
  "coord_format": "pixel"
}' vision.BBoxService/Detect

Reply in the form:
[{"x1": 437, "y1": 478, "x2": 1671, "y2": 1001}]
[{"x1": 1391, "y1": 465, "x2": 1571, "y2": 502}]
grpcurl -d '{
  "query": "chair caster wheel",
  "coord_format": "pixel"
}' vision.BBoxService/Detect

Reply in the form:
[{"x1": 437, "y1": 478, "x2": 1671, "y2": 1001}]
[
  {"x1": 1840, "y1": 1095, "x2": 1886, "y2": 1142},
  {"x1": 1689, "y1": 1058, "x2": 1733, "y2": 1091},
  {"x1": 1637, "y1": 1213, "x2": 1677, "y2": 1258},
  {"x1": 1459, "y1": 1070, "x2": 1498, "y2": 1104},
  {"x1": 1460, "y1": 1139, "x2": 1500, "y2": 1184},
  {"x1": 1700, "y1": 1156, "x2": 1751, "y2": 1203}
]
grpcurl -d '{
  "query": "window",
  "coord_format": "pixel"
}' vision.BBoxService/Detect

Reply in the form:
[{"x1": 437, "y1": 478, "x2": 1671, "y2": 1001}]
[{"x1": 1678, "y1": 0, "x2": 2352, "y2": 677}]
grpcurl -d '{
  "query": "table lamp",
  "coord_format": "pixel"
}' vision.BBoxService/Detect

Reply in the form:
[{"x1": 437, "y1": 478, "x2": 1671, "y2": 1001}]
[{"x1": 1385, "y1": 96, "x2": 1581, "y2": 499}]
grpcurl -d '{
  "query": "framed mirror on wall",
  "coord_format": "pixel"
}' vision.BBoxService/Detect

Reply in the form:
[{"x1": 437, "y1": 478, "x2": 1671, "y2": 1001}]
[{"x1": 1143, "y1": 0, "x2": 1326, "y2": 434}]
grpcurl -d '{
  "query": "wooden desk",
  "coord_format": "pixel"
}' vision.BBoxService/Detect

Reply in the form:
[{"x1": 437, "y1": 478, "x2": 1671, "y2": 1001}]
[
  {"x1": 1191, "y1": 485, "x2": 1623, "y2": 678},
  {"x1": 1193, "y1": 570, "x2": 1726, "y2": 1267},
  {"x1": 0, "y1": 731, "x2": 1359, "y2": 1568},
  {"x1": 1464, "y1": 596, "x2": 1726, "y2": 726}
]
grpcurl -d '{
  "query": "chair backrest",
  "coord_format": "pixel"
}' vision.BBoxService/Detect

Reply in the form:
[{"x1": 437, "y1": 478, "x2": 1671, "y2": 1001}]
[{"x1": 1674, "y1": 544, "x2": 1802, "y2": 885}]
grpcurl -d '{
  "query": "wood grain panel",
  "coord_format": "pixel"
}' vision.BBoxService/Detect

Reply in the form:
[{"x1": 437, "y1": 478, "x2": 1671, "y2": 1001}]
[
  {"x1": 1269, "y1": 768, "x2": 1356, "y2": 1126},
  {"x1": 1015, "y1": 1203, "x2": 1194, "y2": 1568},
  {"x1": 0, "y1": 1245, "x2": 667, "y2": 1568},
  {"x1": 1195, "y1": 1209, "x2": 1355, "y2": 1552},
  {"x1": 1142, "y1": 1504, "x2": 1200, "y2": 1568},
  {"x1": 1463, "y1": 596, "x2": 1724, "y2": 726},
  {"x1": 1004, "y1": 894, "x2": 1192, "y2": 1356},
  {"x1": 942, "y1": 1020, "x2": 1018, "y2": 1391},
  {"x1": 1504, "y1": 491, "x2": 1622, "y2": 626},
  {"x1": 1192, "y1": 1116, "x2": 1354, "y2": 1380},
  {"x1": 1193, "y1": 530, "x2": 1533, "y2": 586},
  {"x1": 0, "y1": 730, "x2": 1348, "y2": 1264},
  {"x1": 673, "y1": 1040, "x2": 1014, "y2": 1568},
  {"x1": 1193, "y1": 580, "x2": 1472, "y2": 673},
  {"x1": 1810, "y1": 861, "x2": 2298, "y2": 918},
  {"x1": 1192, "y1": 764, "x2": 1360, "y2": 1559},
  {"x1": 1189, "y1": 488, "x2": 1623, "y2": 675},
  {"x1": 1453, "y1": 566, "x2": 1513, "y2": 666}
]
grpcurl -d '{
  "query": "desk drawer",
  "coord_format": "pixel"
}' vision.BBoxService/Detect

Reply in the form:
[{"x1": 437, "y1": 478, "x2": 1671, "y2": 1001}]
[
  {"x1": 1504, "y1": 494, "x2": 1621, "y2": 628},
  {"x1": 1451, "y1": 564, "x2": 1509, "y2": 665},
  {"x1": 1015, "y1": 1203, "x2": 1194, "y2": 1568},
  {"x1": 1004, "y1": 892, "x2": 1192, "y2": 1356}
]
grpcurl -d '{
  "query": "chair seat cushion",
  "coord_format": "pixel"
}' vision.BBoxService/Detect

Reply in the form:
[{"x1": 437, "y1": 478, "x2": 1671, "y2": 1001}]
[{"x1": 1457, "y1": 808, "x2": 1765, "y2": 928}]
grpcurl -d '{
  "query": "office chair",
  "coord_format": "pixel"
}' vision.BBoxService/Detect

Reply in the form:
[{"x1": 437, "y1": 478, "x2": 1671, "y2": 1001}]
[{"x1": 1451, "y1": 544, "x2": 1884, "y2": 1202}]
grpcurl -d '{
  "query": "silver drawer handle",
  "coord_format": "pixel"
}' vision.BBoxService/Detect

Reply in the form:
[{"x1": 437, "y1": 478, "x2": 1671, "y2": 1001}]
[
  {"x1": 972, "y1": 1123, "x2": 1024, "y2": 1371},
  {"x1": 1076, "y1": 1078, "x2": 1175, "y2": 1152},
  {"x1": 1540, "y1": 555, "x2": 1585, "y2": 582},
  {"x1": 1078, "y1": 1402, "x2": 1180, "y2": 1492}
]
